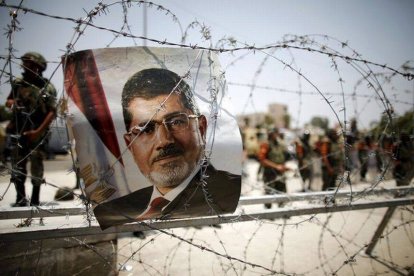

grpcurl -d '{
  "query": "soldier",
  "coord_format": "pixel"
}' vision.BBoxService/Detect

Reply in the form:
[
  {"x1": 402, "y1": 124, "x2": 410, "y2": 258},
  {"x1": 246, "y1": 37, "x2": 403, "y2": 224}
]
[
  {"x1": 378, "y1": 134, "x2": 394, "y2": 179},
  {"x1": 295, "y1": 130, "x2": 314, "y2": 191},
  {"x1": 393, "y1": 132, "x2": 414, "y2": 187},
  {"x1": 6, "y1": 52, "x2": 56, "y2": 206},
  {"x1": 258, "y1": 128, "x2": 289, "y2": 208},
  {"x1": 357, "y1": 134, "x2": 381, "y2": 182},
  {"x1": 320, "y1": 129, "x2": 343, "y2": 191}
]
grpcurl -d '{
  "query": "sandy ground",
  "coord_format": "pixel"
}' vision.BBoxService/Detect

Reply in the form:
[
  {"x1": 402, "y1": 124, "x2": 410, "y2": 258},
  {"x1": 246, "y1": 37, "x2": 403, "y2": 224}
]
[{"x1": 0, "y1": 155, "x2": 413, "y2": 275}]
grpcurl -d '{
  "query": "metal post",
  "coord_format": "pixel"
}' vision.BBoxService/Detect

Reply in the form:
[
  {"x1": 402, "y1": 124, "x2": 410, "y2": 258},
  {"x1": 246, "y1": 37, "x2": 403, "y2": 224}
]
[{"x1": 365, "y1": 206, "x2": 397, "y2": 255}]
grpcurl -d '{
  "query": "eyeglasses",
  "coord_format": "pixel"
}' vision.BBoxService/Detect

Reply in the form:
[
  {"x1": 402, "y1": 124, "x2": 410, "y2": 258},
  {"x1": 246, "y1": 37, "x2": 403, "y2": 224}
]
[{"x1": 126, "y1": 112, "x2": 199, "y2": 143}]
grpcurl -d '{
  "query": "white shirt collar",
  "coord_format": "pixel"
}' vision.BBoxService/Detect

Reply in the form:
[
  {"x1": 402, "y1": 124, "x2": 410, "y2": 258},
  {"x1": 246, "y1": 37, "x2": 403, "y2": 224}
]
[{"x1": 148, "y1": 164, "x2": 202, "y2": 209}]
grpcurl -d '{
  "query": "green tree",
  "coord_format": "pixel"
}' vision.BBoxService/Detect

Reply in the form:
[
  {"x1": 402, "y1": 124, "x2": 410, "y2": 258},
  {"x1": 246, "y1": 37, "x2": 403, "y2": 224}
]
[
  {"x1": 310, "y1": 116, "x2": 329, "y2": 132},
  {"x1": 263, "y1": 115, "x2": 274, "y2": 128},
  {"x1": 283, "y1": 114, "x2": 291, "y2": 129},
  {"x1": 371, "y1": 110, "x2": 413, "y2": 138}
]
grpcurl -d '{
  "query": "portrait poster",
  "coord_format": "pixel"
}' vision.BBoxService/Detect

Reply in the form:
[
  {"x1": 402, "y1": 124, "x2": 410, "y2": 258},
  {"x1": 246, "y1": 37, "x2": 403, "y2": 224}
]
[{"x1": 63, "y1": 47, "x2": 242, "y2": 229}]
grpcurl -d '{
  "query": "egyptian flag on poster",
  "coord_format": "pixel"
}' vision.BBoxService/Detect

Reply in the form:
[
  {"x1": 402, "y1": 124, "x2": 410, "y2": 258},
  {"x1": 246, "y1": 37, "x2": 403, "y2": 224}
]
[{"x1": 63, "y1": 50, "x2": 128, "y2": 204}]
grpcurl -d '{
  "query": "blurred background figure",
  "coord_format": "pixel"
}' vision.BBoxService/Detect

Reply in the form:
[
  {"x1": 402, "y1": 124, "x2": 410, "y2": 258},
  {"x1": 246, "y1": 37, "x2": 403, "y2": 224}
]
[
  {"x1": 345, "y1": 131, "x2": 358, "y2": 174},
  {"x1": 378, "y1": 134, "x2": 395, "y2": 180},
  {"x1": 320, "y1": 129, "x2": 343, "y2": 191},
  {"x1": 393, "y1": 132, "x2": 414, "y2": 187},
  {"x1": 357, "y1": 134, "x2": 381, "y2": 182},
  {"x1": 258, "y1": 127, "x2": 289, "y2": 208},
  {"x1": 0, "y1": 105, "x2": 12, "y2": 164},
  {"x1": 295, "y1": 130, "x2": 314, "y2": 191}
]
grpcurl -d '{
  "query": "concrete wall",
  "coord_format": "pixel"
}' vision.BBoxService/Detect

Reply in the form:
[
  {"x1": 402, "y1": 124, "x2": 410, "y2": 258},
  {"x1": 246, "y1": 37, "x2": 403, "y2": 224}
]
[{"x1": 0, "y1": 234, "x2": 117, "y2": 275}]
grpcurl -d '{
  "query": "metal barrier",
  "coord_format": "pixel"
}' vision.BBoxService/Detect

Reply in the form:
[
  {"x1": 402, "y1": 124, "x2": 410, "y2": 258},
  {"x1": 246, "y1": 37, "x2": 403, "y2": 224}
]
[{"x1": 1, "y1": 186, "x2": 413, "y2": 243}]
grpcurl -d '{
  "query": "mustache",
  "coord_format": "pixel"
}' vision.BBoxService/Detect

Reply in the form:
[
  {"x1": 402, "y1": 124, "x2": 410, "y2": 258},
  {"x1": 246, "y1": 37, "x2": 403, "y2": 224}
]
[{"x1": 153, "y1": 143, "x2": 184, "y2": 162}]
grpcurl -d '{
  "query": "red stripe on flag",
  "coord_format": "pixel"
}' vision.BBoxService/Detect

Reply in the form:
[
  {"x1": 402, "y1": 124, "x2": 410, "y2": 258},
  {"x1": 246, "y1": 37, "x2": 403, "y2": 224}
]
[{"x1": 63, "y1": 50, "x2": 124, "y2": 166}]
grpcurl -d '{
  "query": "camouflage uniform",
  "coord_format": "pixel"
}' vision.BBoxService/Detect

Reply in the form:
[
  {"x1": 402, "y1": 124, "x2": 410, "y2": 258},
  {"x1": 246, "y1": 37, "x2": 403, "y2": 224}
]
[
  {"x1": 258, "y1": 134, "x2": 288, "y2": 208},
  {"x1": 393, "y1": 134, "x2": 414, "y2": 187},
  {"x1": 320, "y1": 131, "x2": 343, "y2": 191},
  {"x1": 295, "y1": 133, "x2": 314, "y2": 191},
  {"x1": 7, "y1": 52, "x2": 56, "y2": 206}
]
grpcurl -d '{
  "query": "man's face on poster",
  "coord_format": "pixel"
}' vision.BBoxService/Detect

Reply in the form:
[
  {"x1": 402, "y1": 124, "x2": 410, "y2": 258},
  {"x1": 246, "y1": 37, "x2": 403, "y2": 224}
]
[{"x1": 124, "y1": 93, "x2": 207, "y2": 193}]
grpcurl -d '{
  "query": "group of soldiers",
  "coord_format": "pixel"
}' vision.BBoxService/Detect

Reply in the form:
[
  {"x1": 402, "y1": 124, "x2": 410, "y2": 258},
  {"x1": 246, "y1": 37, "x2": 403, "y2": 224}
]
[
  {"x1": 243, "y1": 126, "x2": 414, "y2": 205},
  {"x1": 7, "y1": 51, "x2": 414, "y2": 209}
]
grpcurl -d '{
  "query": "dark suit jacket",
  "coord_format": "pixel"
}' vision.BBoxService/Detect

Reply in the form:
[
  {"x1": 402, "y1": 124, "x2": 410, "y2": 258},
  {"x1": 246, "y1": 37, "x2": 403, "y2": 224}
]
[{"x1": 94, "y1": 165, "x2": 241, "y2": 229}]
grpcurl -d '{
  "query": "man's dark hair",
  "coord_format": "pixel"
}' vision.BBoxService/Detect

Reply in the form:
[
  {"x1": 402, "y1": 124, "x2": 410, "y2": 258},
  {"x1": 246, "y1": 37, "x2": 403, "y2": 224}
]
[{"x1": 122, "y1": 68, "x2": 200, "y2": 131}]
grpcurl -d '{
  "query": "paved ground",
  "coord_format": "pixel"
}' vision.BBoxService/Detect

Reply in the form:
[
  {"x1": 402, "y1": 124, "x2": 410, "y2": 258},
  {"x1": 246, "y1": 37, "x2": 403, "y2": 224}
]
[{"x1": 0, "y1": 155, "x2": 413, "y2": 275}]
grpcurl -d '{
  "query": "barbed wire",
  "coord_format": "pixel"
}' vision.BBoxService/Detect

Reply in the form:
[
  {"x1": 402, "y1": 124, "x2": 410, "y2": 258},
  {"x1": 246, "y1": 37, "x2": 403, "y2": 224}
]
[
  {"x1": 1, "y1": 2, "x2": 414, "y2": 80},
  {"x1": 0, "y1": 0, "x2": 413, "y2": 275}
]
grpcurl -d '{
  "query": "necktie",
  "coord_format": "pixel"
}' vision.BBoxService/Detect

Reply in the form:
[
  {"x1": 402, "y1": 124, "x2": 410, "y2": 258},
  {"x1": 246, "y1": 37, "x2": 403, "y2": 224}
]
[{"x1": 138, "y1": 197, "x2": 170, "y2": 219}]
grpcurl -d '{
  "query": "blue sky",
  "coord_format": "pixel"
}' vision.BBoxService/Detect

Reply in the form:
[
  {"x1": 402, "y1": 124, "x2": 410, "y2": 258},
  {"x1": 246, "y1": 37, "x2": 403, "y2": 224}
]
[{"x1": 1, "y1": 0, "x2": 413, "y2": 129}]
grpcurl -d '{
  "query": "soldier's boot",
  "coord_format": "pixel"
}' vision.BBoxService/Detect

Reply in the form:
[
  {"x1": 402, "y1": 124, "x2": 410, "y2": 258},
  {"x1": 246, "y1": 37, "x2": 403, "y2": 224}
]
[
  {"x1": 13, "y1": 181, "x2": 28, "y2": 207},
  {"x1": 31, "y1": 185, "x2": 40, "y2": 206}
]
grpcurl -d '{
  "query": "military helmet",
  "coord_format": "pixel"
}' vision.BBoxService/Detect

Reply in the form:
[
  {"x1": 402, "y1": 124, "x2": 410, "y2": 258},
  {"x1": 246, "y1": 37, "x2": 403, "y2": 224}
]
[{"x1": 21, "y1": 52, "x2": 47, "y2": 71}]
